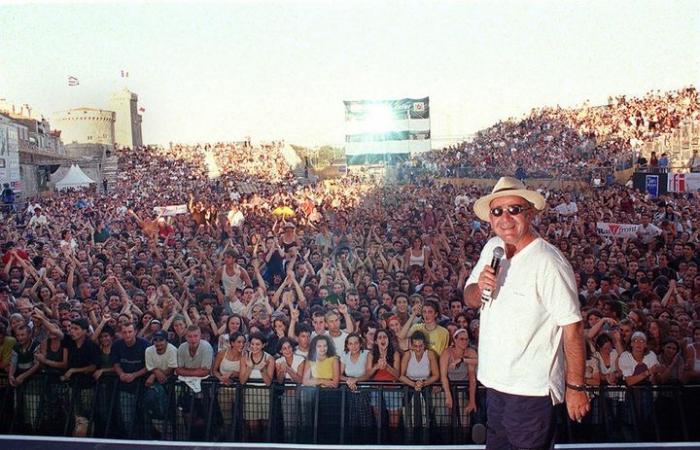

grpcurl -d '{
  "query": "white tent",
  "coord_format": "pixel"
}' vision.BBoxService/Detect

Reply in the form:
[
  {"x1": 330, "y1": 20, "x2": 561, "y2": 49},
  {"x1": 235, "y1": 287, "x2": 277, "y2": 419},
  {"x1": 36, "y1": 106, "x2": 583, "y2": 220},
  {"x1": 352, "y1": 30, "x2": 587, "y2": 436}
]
[{"x1": 55, "y1": 164, "x2": 96, "y2": 191}]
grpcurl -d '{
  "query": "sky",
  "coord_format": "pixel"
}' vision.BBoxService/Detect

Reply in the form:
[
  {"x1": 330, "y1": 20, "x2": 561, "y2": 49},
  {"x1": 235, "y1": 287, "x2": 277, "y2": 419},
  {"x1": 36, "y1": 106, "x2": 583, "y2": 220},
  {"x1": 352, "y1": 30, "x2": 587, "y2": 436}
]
[{"x1": 0, "y1": 0, "x2": 698, "y2": 147}]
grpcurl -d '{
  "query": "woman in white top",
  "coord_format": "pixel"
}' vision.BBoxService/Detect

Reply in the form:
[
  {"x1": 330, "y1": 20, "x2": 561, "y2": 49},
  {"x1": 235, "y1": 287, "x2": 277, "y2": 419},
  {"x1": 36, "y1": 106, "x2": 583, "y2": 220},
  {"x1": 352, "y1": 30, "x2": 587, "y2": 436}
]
[
  {"x1": 399, "y1": 331, "x2": 439, "y2": 428},
  {"x1": 275, "y1": 338, "x2": 306, "y2": 442},
  {"x1": 275, "y1": 338, "x2": 306, "y2": 383},
  {"x1": 239, "y1": 333, "x2": 274, "y2": 438},
  {"x1": 618, "y1": 331, "x2": 662, "y2": 433},
  {"x1": 340, "y1": 333, "x2": 373, "y2": 432},
  {"x1": 213, "y1": 332, "x2": 246, "y2": 430},
  {"x1": 404, "y1": 236, "x2": 430, "y2": 269},
  {"x1": 618, "y1": 332, "x2": 661, "y2": 385}
]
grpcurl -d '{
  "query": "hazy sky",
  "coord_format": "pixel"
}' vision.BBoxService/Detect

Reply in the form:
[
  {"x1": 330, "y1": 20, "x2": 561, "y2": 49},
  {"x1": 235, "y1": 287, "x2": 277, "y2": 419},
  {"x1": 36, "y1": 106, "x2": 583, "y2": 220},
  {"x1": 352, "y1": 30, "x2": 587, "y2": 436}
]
[{"x1": 1, "y1": 0, "x2": 698, "y2": 147}]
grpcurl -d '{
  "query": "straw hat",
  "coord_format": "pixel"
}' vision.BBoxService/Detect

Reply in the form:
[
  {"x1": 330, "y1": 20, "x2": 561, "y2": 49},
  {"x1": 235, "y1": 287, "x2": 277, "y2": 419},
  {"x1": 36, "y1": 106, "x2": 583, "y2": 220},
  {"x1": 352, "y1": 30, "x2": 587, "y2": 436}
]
[{"x1": 473, "y1": 177, "x2": 546, "y2": 221}]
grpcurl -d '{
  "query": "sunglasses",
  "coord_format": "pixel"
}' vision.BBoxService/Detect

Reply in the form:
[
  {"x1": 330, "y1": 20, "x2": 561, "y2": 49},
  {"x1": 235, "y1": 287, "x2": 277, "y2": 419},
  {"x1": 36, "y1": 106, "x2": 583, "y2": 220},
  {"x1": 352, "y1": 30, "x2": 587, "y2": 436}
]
[{"x1": 490, "y1": 204, "x2": 530, "y2": 217}]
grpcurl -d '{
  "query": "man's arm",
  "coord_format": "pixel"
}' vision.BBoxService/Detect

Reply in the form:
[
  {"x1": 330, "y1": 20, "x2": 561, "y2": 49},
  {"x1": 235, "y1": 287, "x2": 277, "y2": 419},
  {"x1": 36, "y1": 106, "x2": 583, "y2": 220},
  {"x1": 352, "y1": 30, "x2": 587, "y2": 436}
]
[{"x1": 562, "y1": 320, "x2": 590, "y2": 422}]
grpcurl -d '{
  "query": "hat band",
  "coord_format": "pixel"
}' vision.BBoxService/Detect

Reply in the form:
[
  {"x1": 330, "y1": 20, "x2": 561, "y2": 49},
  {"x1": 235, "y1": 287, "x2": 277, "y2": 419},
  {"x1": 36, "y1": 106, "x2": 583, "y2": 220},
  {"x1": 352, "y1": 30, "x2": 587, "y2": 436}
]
[{"x1": 493, "y1": 186, "x2": 521, "y2": 194}]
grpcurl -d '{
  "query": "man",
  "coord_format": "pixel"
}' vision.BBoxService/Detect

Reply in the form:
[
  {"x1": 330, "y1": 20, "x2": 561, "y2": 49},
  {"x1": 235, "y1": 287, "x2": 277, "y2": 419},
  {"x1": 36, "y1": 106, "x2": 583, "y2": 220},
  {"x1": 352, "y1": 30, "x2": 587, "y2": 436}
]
[
  {"x1": 176, "y1": 325, "x2": 213, "y2": 439},
  {"x1": 464, "y1": 177, "x2": 589, "y2": 449},
  {"x1": 144, "y1": 330, "x2": 177, "y2": 438},
  {"x1": 401, "y1": 299, "x2": 449, "y2": 356},
  {"x1": 63, "y1": 318, "x2": 99, "y2": 432},
  {"x1": 111, "y1": 322, "x2": 149, "y2": 436},
  {"x1": 8, "y1": 325, "x2": 41, "y2": 431},
  {"x1": 688, "y1": 149, "x2": 700, "y2": 173}
]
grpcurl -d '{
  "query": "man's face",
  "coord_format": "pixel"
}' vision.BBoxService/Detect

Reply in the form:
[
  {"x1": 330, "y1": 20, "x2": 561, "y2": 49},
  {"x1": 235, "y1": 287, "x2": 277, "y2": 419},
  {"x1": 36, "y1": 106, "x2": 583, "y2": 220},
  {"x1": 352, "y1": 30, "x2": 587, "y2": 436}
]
[
  {"x1": 121, "y1": 325, "x2": 136, "y2": 344},
  {"x1": 326, "y1": 313, "x2": 340, "y2": 332},
  {"x1": 186, "y1": 329, "x2": 201, "y2": 347},
  {"x1": 488, "y1": 195, "x2": 534, "y2": 249},
  {"x1": 312, "y1": 315, "x2": 326, "y2": 332},
  {"x1": 69, "y1": 324, "x2": 87, "y2": 341},
  {"x1": 15, "y1": 328, "x2": 29, "y2": 345}
]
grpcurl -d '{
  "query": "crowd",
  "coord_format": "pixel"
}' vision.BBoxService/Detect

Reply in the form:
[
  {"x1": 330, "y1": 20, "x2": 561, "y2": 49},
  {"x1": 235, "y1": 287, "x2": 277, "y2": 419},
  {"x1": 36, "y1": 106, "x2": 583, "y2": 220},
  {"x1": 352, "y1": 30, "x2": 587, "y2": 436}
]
[
  {"x1": 416, "y1": 87, "x2": 700, "y2": 180},
  {"x1": 0, "y1": 91, "x2": 699, "y2": 442}
]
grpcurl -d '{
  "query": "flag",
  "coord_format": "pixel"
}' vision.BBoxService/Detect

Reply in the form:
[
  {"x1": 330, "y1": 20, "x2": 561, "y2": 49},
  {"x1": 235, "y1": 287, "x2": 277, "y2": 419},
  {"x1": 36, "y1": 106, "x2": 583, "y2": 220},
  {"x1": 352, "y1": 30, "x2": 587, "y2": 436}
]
[
  {"x1": 121, "y1": 70, "x2": 129, "y2": 78},
  {"x1": 138, "y1": 107, "x2": 145, "y2": 113},
  {"x1": 68, "y1": 76, "x2": 79, "y2": 87}
]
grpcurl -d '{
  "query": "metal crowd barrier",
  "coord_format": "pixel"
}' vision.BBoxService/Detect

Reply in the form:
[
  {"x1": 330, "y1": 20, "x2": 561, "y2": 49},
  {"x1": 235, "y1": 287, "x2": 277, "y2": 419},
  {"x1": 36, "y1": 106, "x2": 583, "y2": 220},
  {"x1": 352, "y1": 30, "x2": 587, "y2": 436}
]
[{"x1": 0, "y1": 374, "x2": 698, "y2": 444}]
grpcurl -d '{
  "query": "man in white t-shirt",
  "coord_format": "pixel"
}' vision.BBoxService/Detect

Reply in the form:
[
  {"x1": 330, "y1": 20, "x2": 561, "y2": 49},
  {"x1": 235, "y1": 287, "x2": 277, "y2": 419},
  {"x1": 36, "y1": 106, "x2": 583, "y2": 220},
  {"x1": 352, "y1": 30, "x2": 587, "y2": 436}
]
[
  {"x1": 636, "y1": 215, "x2": 662, "y2": 244},
  {"x1": 464, "y1": 177, "x2": 589, "y2": 449},
  {"x1": 554, "y1": 193, "x2": 578, "y2": 217},
  {"x1": 145, "y1": 330, "x2": 178, "y2": 377},
  {"x1": 144, "y1": 330, "x2": 177, "y2": 436}
]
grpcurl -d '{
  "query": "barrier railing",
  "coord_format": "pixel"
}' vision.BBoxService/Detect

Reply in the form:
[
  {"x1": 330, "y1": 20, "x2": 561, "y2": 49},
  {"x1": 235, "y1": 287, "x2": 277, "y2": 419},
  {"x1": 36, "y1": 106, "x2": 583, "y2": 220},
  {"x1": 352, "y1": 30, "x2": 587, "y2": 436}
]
[{"x1": 1, "y1": 374, "x2": 698, "y2": 444}]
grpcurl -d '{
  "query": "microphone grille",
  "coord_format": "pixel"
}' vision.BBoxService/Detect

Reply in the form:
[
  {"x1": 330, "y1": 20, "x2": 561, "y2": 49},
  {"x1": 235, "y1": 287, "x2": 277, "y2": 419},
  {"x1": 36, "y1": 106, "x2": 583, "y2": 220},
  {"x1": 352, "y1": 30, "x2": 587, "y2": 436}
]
[{"x1": 493, "y1": 246, "x2": 505, "y2": 258}]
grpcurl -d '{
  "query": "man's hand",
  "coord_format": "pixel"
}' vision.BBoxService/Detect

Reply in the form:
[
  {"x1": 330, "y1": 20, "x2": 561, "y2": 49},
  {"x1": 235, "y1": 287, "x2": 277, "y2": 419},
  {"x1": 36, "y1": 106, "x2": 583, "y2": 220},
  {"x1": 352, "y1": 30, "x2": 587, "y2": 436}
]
[
  {"x1": 565, "y1": 389, "x2": 590, "y2": 422},
  {"x1": 477, "y1": 265, "x2": 497, "y2": 296}
]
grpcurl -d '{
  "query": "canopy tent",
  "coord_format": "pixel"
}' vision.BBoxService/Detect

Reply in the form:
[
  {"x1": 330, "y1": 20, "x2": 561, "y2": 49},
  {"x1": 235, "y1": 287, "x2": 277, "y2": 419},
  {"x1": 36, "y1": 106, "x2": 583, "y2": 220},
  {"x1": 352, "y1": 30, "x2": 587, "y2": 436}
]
[{"x1": 55, "y1": 164, "x2": 96, "y2": 191}]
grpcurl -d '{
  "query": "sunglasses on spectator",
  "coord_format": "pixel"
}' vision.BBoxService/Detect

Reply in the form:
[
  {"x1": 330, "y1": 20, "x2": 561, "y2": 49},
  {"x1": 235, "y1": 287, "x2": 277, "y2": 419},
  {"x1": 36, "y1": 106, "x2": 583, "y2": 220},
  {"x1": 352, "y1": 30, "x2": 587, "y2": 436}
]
[{"x1": 490, "y1": 204, "x2": 531, "y2": 217}]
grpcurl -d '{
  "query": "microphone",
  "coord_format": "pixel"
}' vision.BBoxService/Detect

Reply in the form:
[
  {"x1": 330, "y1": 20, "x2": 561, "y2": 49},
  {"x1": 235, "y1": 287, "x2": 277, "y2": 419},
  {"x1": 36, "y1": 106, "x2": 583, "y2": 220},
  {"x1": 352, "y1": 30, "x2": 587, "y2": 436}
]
[{"x1": 481, "y1": 246, "x2": 505, "y2": 304}]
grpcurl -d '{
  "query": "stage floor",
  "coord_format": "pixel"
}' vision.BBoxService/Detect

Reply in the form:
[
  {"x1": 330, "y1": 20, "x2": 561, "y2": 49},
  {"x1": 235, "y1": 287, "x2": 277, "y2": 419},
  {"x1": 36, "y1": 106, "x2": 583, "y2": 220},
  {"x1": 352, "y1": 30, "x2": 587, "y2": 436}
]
[{"x1": 1, "y1": 436, "x2": 699, "y2": 450}]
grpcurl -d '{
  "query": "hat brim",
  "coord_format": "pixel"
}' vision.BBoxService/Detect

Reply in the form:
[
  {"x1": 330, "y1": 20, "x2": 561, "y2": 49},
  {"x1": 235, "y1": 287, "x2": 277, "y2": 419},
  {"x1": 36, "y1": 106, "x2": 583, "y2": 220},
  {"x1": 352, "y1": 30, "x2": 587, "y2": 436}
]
[{"x1": 473, "y1": 189, "x2": 546, "y2": 221}]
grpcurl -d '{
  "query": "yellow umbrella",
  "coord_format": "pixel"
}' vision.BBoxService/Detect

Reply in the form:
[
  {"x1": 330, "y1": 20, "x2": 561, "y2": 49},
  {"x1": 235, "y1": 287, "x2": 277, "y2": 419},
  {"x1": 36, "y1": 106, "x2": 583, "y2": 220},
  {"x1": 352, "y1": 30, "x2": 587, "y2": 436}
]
[{"x1": 272, "y1": 206, "x2": 295, "y2": 218}]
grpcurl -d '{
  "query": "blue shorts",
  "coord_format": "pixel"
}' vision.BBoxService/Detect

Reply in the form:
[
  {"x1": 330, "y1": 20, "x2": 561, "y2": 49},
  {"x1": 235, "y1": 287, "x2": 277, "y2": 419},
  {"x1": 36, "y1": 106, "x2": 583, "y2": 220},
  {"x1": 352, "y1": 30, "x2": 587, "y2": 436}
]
[{"x1": 485, "y1": 388, "x2": 555, "y2": 450}]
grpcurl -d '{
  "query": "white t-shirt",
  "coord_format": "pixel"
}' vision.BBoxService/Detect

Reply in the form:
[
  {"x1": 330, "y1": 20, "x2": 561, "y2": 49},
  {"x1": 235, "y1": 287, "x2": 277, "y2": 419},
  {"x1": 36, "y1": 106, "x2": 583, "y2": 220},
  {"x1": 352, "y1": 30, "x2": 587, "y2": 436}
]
[
  {"x1": 145, "y1": 343, "x2": 178, "y2": 371},
  {"x1": 275, "y1": 354, "x2": 305, "y2": 380},
  {"x1": 637, "y1": 223, "x2": 662, "y2": 244},
  {"x1": 554, "y1": 201, "x2": 578, "y2": 216},
  {"x1": 227, "y1": 209, "x2": 245, "y2": 228},
  {"x1": 466, "y1": 236, "x2": 582, "y2": 403},
  {"x1": 617, "y1": 351, "x2": 659, "y2": 377}
]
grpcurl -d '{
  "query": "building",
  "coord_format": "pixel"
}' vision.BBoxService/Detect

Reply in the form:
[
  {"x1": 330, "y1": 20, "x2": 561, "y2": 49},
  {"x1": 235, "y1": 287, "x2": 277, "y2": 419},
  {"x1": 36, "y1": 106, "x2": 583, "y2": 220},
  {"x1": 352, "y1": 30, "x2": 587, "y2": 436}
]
[
  {"x1": 0, "y1": 113, "x2": 23, "y2": 191},
  {"x1": 109, "y1": 88, "x2": 142, "y2": 149},
  {"x1": 51, "y1": 108, "x2": 116, "y2": 146}
]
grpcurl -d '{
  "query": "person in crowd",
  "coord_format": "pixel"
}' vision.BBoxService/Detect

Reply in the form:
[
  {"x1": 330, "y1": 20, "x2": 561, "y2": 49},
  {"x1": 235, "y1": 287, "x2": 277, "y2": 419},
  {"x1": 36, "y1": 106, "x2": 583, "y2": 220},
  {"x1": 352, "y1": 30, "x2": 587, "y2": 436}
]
[
  {"x1": 340, "y1": 332, "x2": 373, "y2": 435},
  {"x1": 301, "y1": 335, "x2": 339, "y2": 442},
  {"x1": 439, "y1": 328, "x2": 478, "y2": 431},
  {"x1": 239, "y1": 332, "x2": 274, "y2": 440},
  {"x1": 274, "y1": 337, "x2": 305, "y2": 442},
  {"x1": 111, "y1": 322, "x2": 149, "y2": 437},
  {"x1": 144, "y1": 330, "x2": 177, "y2": 438},
  {"x1": 399, "y1": 330, "x2": 440, "y2": 430},
  {"x1": 399, "y1": 299, "x2": 449, "y2": 356},
  {"x1": 176, "y1": 324, "x2": 214, "y2": 440},
  {"x1": 212, "y1": 331, "x2": 246, "y2": 435},
  {"x1": 8, "y1": 325, "x2": 41, "y2": 431}
]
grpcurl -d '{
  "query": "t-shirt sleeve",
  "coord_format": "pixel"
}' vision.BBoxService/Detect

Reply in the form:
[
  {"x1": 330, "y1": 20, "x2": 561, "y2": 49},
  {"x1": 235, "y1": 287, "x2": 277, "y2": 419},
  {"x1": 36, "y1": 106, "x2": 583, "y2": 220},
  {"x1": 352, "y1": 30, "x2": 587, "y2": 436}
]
[
  {"x1": 618, "y1": 352, "x2": 635, "y2": 377},
  {"x1": 201, "y1": 344, "x2": 213, "y2": 369},
  {"x1": 145, "y1": 348, "x2": 155, "y2": 371},
  {"x1": 539, "y1": 253, "x2": 582, "y2": 327},
  {"x1": 167, "y1": 345, "x2": 178, "y2": 368}
]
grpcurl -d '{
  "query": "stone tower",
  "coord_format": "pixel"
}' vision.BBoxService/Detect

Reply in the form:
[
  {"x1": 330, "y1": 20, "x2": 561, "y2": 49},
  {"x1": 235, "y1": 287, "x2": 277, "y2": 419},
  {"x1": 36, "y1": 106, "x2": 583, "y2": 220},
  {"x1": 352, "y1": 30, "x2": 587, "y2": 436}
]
[{"x1": 109, "y1": 88, "x2": 143, "y2": 149}]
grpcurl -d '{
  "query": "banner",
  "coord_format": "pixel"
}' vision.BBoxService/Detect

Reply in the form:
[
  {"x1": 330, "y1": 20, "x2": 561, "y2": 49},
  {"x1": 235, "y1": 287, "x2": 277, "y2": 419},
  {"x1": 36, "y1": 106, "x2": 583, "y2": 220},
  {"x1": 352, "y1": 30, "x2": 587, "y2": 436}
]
[
  {"x1": 153, "y1": 204, "x2": 188, "y2": 216},
  {"x1": 667, "y1": 172, "x2": 700, "y2": 193},
  {"x1": 596, "y1": 222, "x2": 640, "y2": 238},
  {"x1": 645, "y1": 174, "x2": 659, "y2": 198}
]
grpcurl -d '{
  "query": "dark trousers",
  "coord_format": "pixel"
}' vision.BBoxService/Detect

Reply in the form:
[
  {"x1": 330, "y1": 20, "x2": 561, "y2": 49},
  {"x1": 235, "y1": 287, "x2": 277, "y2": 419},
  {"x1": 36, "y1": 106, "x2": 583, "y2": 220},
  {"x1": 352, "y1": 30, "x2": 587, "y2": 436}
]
[{"x1": 485, "y1": 388, "x2": 555, "y2": 450}]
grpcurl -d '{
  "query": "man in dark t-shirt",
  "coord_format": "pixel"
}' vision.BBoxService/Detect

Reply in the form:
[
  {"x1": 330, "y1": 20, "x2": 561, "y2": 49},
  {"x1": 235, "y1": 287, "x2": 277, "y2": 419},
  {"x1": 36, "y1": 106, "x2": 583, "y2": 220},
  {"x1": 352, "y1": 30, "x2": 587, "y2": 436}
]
[
  {"x1": 63, "y1": 318, "x2": 100, "y2": 427},
  {"x1": 111, "y1": 323, "x2": 149, "y2": 434}
]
